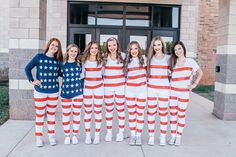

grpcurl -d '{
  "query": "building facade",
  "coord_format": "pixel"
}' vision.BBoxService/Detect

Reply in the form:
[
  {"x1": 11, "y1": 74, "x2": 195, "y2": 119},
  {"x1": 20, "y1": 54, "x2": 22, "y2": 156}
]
[{"x1": 2, "y1": 0, "x2": 235, "y2": 120}]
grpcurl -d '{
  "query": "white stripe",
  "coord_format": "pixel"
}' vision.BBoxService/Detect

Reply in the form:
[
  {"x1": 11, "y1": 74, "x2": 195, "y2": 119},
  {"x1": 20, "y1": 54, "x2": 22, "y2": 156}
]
[{"x1": 215, "y1": 82, "x2": 236, "y2": 94}]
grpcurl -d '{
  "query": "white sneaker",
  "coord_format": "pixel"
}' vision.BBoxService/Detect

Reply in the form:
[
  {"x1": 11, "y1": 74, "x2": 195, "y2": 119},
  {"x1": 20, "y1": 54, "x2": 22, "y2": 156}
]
[
  {"x1": 116, "y1": 132, "x2": 124, "y2": 142},
  {"x1": 175, "y1": 137, "x2": 181, "y2": 146},
  {"x1": 72, "y1": 136, "x2": 78, "y2": 145},
  {"x1": 135, "y1": 136, "x2": 142, "y2": 146},
  {"x1": 49, "y1": 135, "x2": 56, "y2": 146},
  {"x1": 159, "y1": 136, "x2": 166, "y2": 146},
  {"x1": 85, "y1": 135, "x2": 92, "y2": 145},
  {"x1": 93, "y1": 135, "x2": 100, "y2": 145},
  {"x1": 64, "y1": 136, "x2": 71, "y2": 145},
  {"x1": 36, "y1": 137, "x2": 43, "y2": 147},
  {"x1": 129, "y1": 136, "x2": 136, "y2": 146},
  {"x1": 148, "y1": 136, "x2": 154, "y2": 146},
  {"x1": 168, "y1": 136, "x2": 176, "y2": 145},
  {"x1": 105, "y1": 132, "x2": 112, "y2": 142}
]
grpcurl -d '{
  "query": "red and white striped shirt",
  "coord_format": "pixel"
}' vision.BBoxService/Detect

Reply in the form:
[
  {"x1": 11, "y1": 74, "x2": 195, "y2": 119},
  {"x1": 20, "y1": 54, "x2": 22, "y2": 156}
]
[
  {"x1": 103, "y1": 53, "x2": 125, "y2": 87},
  {"x1": 82, "y1": 60, "x2": 103, "y2": 89},
  {"x1": 171, "y1": 58, "x2": 199, "y2": 89},
  {"x1": 126, "y1": 55, "x2": 147, "y2": 87},
  {"x1": 148, "y1": 54, "x2": 170, "y2": 89}
]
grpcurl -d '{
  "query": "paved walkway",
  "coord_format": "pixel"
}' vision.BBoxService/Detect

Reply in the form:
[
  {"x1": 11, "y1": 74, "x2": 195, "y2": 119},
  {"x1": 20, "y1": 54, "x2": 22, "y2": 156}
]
[{"x1": 1, "y1": 93, "x2": 236, "y2": 157}]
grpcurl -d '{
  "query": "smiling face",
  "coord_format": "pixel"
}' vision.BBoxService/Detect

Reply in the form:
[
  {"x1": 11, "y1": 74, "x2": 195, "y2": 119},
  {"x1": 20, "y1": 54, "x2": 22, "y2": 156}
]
[
  {"x1": 174, "y1": 44, "x2": 185, "y2": 58},
  {"x1": 153, "y1": 40, "x2": 163, "y2": 55},
  {"x1": 90, "y1": 43, "x2": 99, "y2": 57},
  {"x1": 67, "y1": 46, "x2": 78, "y2": 61},
  {"x1": 48, "y1": 40, "x2": 59, "y2": 54},
  {"x1": 108, "y1": 40, "x2": 118, "y2": 55},
  {"x1": 130, "y1": 44, "x2": 139, "y2": 58}
]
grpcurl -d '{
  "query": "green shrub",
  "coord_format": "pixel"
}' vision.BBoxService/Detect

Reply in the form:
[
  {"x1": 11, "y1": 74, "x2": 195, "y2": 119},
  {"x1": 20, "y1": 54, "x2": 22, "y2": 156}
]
[{"x1": 0, "y1": 81, "x2": 9, "y2": 125}]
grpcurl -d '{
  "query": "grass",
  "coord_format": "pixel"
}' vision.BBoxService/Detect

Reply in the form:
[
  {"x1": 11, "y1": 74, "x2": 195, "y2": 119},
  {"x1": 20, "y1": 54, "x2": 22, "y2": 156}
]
[
  {"x1": 0, "y1": 80, "x2": 9, "y2": 125},
  {"x1": 192, "y1": 85, "x2": 214, "y2": 101}
]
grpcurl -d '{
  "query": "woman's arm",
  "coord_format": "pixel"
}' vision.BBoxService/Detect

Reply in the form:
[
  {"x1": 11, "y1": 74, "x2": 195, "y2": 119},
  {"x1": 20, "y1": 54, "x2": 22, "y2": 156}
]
[{"x1": 189, "y1": 68, "x2": 203, "y2": 90}]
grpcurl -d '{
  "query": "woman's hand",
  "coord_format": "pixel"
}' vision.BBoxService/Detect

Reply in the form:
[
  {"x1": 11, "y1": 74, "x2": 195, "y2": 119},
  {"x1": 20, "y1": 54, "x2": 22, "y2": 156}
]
[
  {"x1": 31, "y1": 80, "x2": 41, "y2": 86},
  {"x1": 188, "y1": 83, "x2": 197, "y2": 91}
]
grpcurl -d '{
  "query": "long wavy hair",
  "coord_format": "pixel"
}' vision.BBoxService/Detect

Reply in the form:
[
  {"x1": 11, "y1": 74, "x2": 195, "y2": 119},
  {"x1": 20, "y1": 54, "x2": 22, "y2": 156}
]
[
  {"x1": 147, "y1": 36, "x2": 166, "y2": 77},
  {"x1": 44, "y1": 37, "x2": 63, "y2": 62},
  {"x1": 124, "y1": 41, "x2": 145, "y2": 76},
  {"x1": 81, "y1": 41, "x2": 102, "y2": 66},
  {"x1": 64, "y1": 43, "x2": 80, "y2": 64},
  {"x1": 169, "y1": 41, "x2": 186, "y2": 71},
  {"x1": 103, "y1": 37, "x2": 123, "y2": 66}
]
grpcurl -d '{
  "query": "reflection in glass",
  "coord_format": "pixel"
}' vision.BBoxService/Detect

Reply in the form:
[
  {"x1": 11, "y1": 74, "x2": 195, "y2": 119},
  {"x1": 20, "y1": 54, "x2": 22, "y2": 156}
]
[
  {"x1": 161, "y1": 36, "x2": 173, "y2": 54},
  {"x1": 126, "y1": 6, "x2": 151, "y2": 27},
  {"x1": 100, "y1": 35, "x2": 118, "y2": 53},
  {"x1": 130, "y1": 36, "x2": 147, "y2": 54},
  {"x1": 70, "y1": 4, "x2": 96, "y2": 25},
  {"x1": 97, "y1": 5, "x2": 123, "y2": 26},
  {"x1": 153, "y1": 7, "x2": 179, "y2": 28},
  {"x1": 74, "y1": 34, "x2": 92, "y2": 52}
]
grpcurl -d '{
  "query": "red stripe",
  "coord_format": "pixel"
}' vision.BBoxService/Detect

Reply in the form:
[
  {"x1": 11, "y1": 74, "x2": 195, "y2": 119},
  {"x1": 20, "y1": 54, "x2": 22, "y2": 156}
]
[
  {"x1": 106, "y1": 109, "x2": 114, "y2": 113},
  {"x1": 158, "y1": 97, "x2": 168, "y2": 102},
  {"x1": 149, "y1": 75, "x2": 168, "y2": 79},
  {"x1": 171, "y1": 130, "x2": 177, "y2": 134},
  {"x1": 61, "y1": 99, "x2": 72, "y2": 102},
  {"x1": 119, "y1": 125, "x2": 125, "y2": 128},
  {"x1": 137, "y1": 105, "x2": 145, "y2": 109},
  {"x1": 64, "y1": 130, "x2": 70, "y2": 134},
  {"x1": 48, "y1": 130, "x2": 55, "y2": 134},
  {"x1": 106, "y1": 117, "x2": 113, "y2": 121},
  {"x1": 85, "y1": 110, "x2": 92, "y2": 114},
  {"x1": 171, "y1": 87, "x2": 189, "y2": 92},
  {"x1": 74, "y1": 98, "x2": 83, "y2": 102},
  {"x1": 150, "y1": 65, "x2": 168, "y2": 69},
  {"x1": 47, "y1": 97, "x2": 58, "y2": 101},
  {"x1": 83, "y1": 95, "x2": 93, "y2": 99},
  {"x1": 106, "y1": 102, "x2": 114, "y2": 106},
  {"x1": 128, "y1": 66, "x2": 146, "y2": 71},
  {"x1": 128, "y1": 74, "x2": 146, "y2": 80},
  {"x1": 137, "y1": 129, "x2": 142, "y2": 133},
  {"x1": 129, "y1": 111, "x2": 136, "y2": 115},
  {"x1": 126, "y1": 97, "x2": 136, "y2": 101},
  {"x1": 35, "y1": 106, "x2": 46, "y2": 110},
  {"x1": 94, "y1": 104, "x2": 102, "y2": 108},
  {"x1": 62, "y1": 105, "x2": 71, "y2": 109},
  {"x1": 160, "y1": 121, "x2": 168, "y2": 125},
  {"x1": 130, "y1": 127, "x2": 136, "y2": 130},
  {"x1": 73, "y1": 112, "x2": 80, "y2": 116},
  {"x1": 160, "y1": 130, "x2": 167, "y2": 134},
  {"x1": 47, "y1": 111, "x2": 55, "y2": 115},
  {"x1": 85, "y1": 83, "x2": 103, "y2": 89},
  {"x1": 177, "y1": 131, "x2": 182, "y2": 135},
  {"x1": 115, "y1": 94, "x2": 125, "y2": 98},
  {"x1": 95, "y1": 119, "x2": 102, "y2": 122},
  {"x1": 169, "y1": 106, "x2": 177, "y2": 109},
  {"x1": 170, "y1": 112, "x2": 178, "y2": 116},
  {"x1": 173, "y1": 67, "x2": 192, "y2": 72},
  {"x1": 178, "y1": 107, "x2": 186, "y2": 112},
  {"x1": 84, "y1": 104, "x2": 92, "y2": 108},
  {"x1": 104, "y1": 74, "x2": 124, "y2": 79},
  {"x1": 116, "y1": 108, "x2": 125, "y2": 112},
  {"x1": 104, "y1": 82, "x2": 125, "y2": 87},
  {"x1": 127, "y1": 82, "x2": 146, "y2": 87},
  {"x1": 95, "y1": 129, "x2": 101, "y2": 132},
  {"x1": 148, "y1": 105, "x2": 156, "y2": 109},
  {"x1": 63, "y1": 121, "x2": 70, "y2": 125},
  {"x1": 35, "y1": 122, "x2": 44, "y2": 126},
  {"x1": 47, "y1": 104, "x2": 57, "y2": 108},
  {"x1": 63, "y1": 112, "x2": 71, "y2": 116},
  {"x1": 84, "y1": 119, "x2": 91, "y2": 122},
  {"x1": 73, "y1": 130, "x2": 79, "y2": 133},
  {"x1": 170, "y1": 120, "x2": 177, "y2": 124},
  {"x1": 129, "y1": 119, "x2": 136, "y2": 122},
  {"x1": 105, "y1": 95, "x2": 113, "y2": 99},
  {"x1": 73, "y1": 105, "x2": 82, "y2": 109},
  {"x1": 85, "y1": 77, "x2": 102, "y2": 81},
  {"x1": 137, "y1": 98, "x2": 146, "y2": 102},
  {"x1": 159, "y1": 107, "x2": 167, "y2": 111},
  {"x1": 148, "y1": 97, "x2": 156, "y2": 101},
  {"x1": 86, "y1": 128, "x2": 90, "y2": 132},
  {"x1": 159, "y1": 112, "x2": 168, "y2": 116},
  {"x1": 147, "y1": 111, "x2": 157, "y2": 116},
  {"x1": 35, "y1": 132, "x2": 43, "y2": 136},
  {"x1": 148, "y1": 129, "x2": 155, "y2": 133},
  {"x1": 94, "y1": 110, "x2": 102, "y2": 114},
  {"x1": 170, "y1": 96, "x2": 177, "y2": 100},
  {"x1": 36, "y1": 113, "x2": 44, "y2": 118},
  {"x1": 73, "y1": 120, "x2": 80, "y2": 124},
  {"x1": 178, "y1": 114, "x2": 185, "y2": 118},
  {"x1": 94, "y1": 95, "x2": 103, "y2": 99},
  {"x1": 178, "y1": 98, "x2": 189, "y2": 102},
  {"x1": 137, "y1": 120, "x2": 144, "y2": 124},
  {"x1": 107, "y1": 126, "x2": 112, "y2": 129},
  {"x1": 105, "y1": 66, "x2": 123, "y2": 70},
  {"x1": 136, "y1": 112, "x2": 143, "y2": 116},
  {"x1": 148, "y1": 84, "x2": 170, "y2": 89},
  {"x1": 118, "y1": 116, "x2": 125, "y2": 120},
  {"x1": 48, "y1": 121, "x2": 55, "y2": 125},
  {"x1": 85, "y1": 67, "x2": 102, "y2": 71},
  {"x1": 34, "y1": 98, "x2": 47, "y2": 102},
  {"x1": 116, "y1": 102, "x2": 124, "y2": 106},
  {"x1": 172, "y1": 76, "x2": 190, "y2": 81}
]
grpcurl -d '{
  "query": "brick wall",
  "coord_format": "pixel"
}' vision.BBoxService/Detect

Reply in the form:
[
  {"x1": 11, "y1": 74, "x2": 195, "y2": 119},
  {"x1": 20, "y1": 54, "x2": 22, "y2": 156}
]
[{"x1": 197, "y1": 0, "x2": 218, "y2": 85}]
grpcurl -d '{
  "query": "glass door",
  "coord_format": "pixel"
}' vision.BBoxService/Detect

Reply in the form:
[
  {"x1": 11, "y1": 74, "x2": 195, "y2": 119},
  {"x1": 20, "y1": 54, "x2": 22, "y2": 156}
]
[
  {"x1": 125, "y1": 29, "x2": 151, "y2": 55},
  {"x1": 68, "y1": 28, "x2": 95, "y2": 52}
]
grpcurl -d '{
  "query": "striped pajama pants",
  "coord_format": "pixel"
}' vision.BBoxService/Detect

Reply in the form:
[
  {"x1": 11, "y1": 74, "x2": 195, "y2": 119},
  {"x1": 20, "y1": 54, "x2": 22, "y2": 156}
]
[
  {"x1": 169, "y1": 88, "x2": 190, "y2": 138},
  {"x1": 34, "y1": 90, "x2": 58, "y2": 137},
  {"x1": 83, "y1": 85, "x2": 104, "y2": 136},
  {"x1": 147, "y1": 87, "x2": 170, "y2": 137},
  {"x1": 125, "y1": 86, "x2": 147, "y2": 137},
  {"x1": 61, "y1": 95, "x2": 83, "y2": 136},
  {"x1": 105, "y1": 86, "x2": 125, "y2": 133}
]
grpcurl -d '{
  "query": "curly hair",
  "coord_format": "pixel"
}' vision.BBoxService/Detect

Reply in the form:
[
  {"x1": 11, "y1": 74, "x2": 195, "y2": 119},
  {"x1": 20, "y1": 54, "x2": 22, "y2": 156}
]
[
  {"x1": 103, "y1": 37, "x2": 123, "y2": 66},
  {"x1": 81, "y1": 41, "x2": 102, "y2": 66},
  {"x1": 124, "y1": 41, "x2": 145, "y2": 76},
  {"x1": 147, "y1": 36, "x2": 166, "y2": 77}
]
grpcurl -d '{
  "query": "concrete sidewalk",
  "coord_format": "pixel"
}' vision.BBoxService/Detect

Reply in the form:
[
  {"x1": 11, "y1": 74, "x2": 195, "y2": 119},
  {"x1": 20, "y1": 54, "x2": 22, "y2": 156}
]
[{"x1": 1, "y1": 93, "x2": 236, "y2": 157}]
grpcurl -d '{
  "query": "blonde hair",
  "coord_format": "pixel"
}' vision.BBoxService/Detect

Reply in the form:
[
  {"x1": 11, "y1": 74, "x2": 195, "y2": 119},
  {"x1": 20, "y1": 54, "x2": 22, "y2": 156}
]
[
  {"x1": 147, "y1": 36, "x2": 166, "y2": 77},
  {"x1": 81, "y1": 41, "x2": 102, "y2": 66},
  {"x1": 103, "y1": 37, "x2": 123, "y2": 66},
  {"x1": 124, "y1": 41, "x2": 144, "y2": 76},
  {"x1": 64, "y1": 44, "x2": 80, "y2": 64}
]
